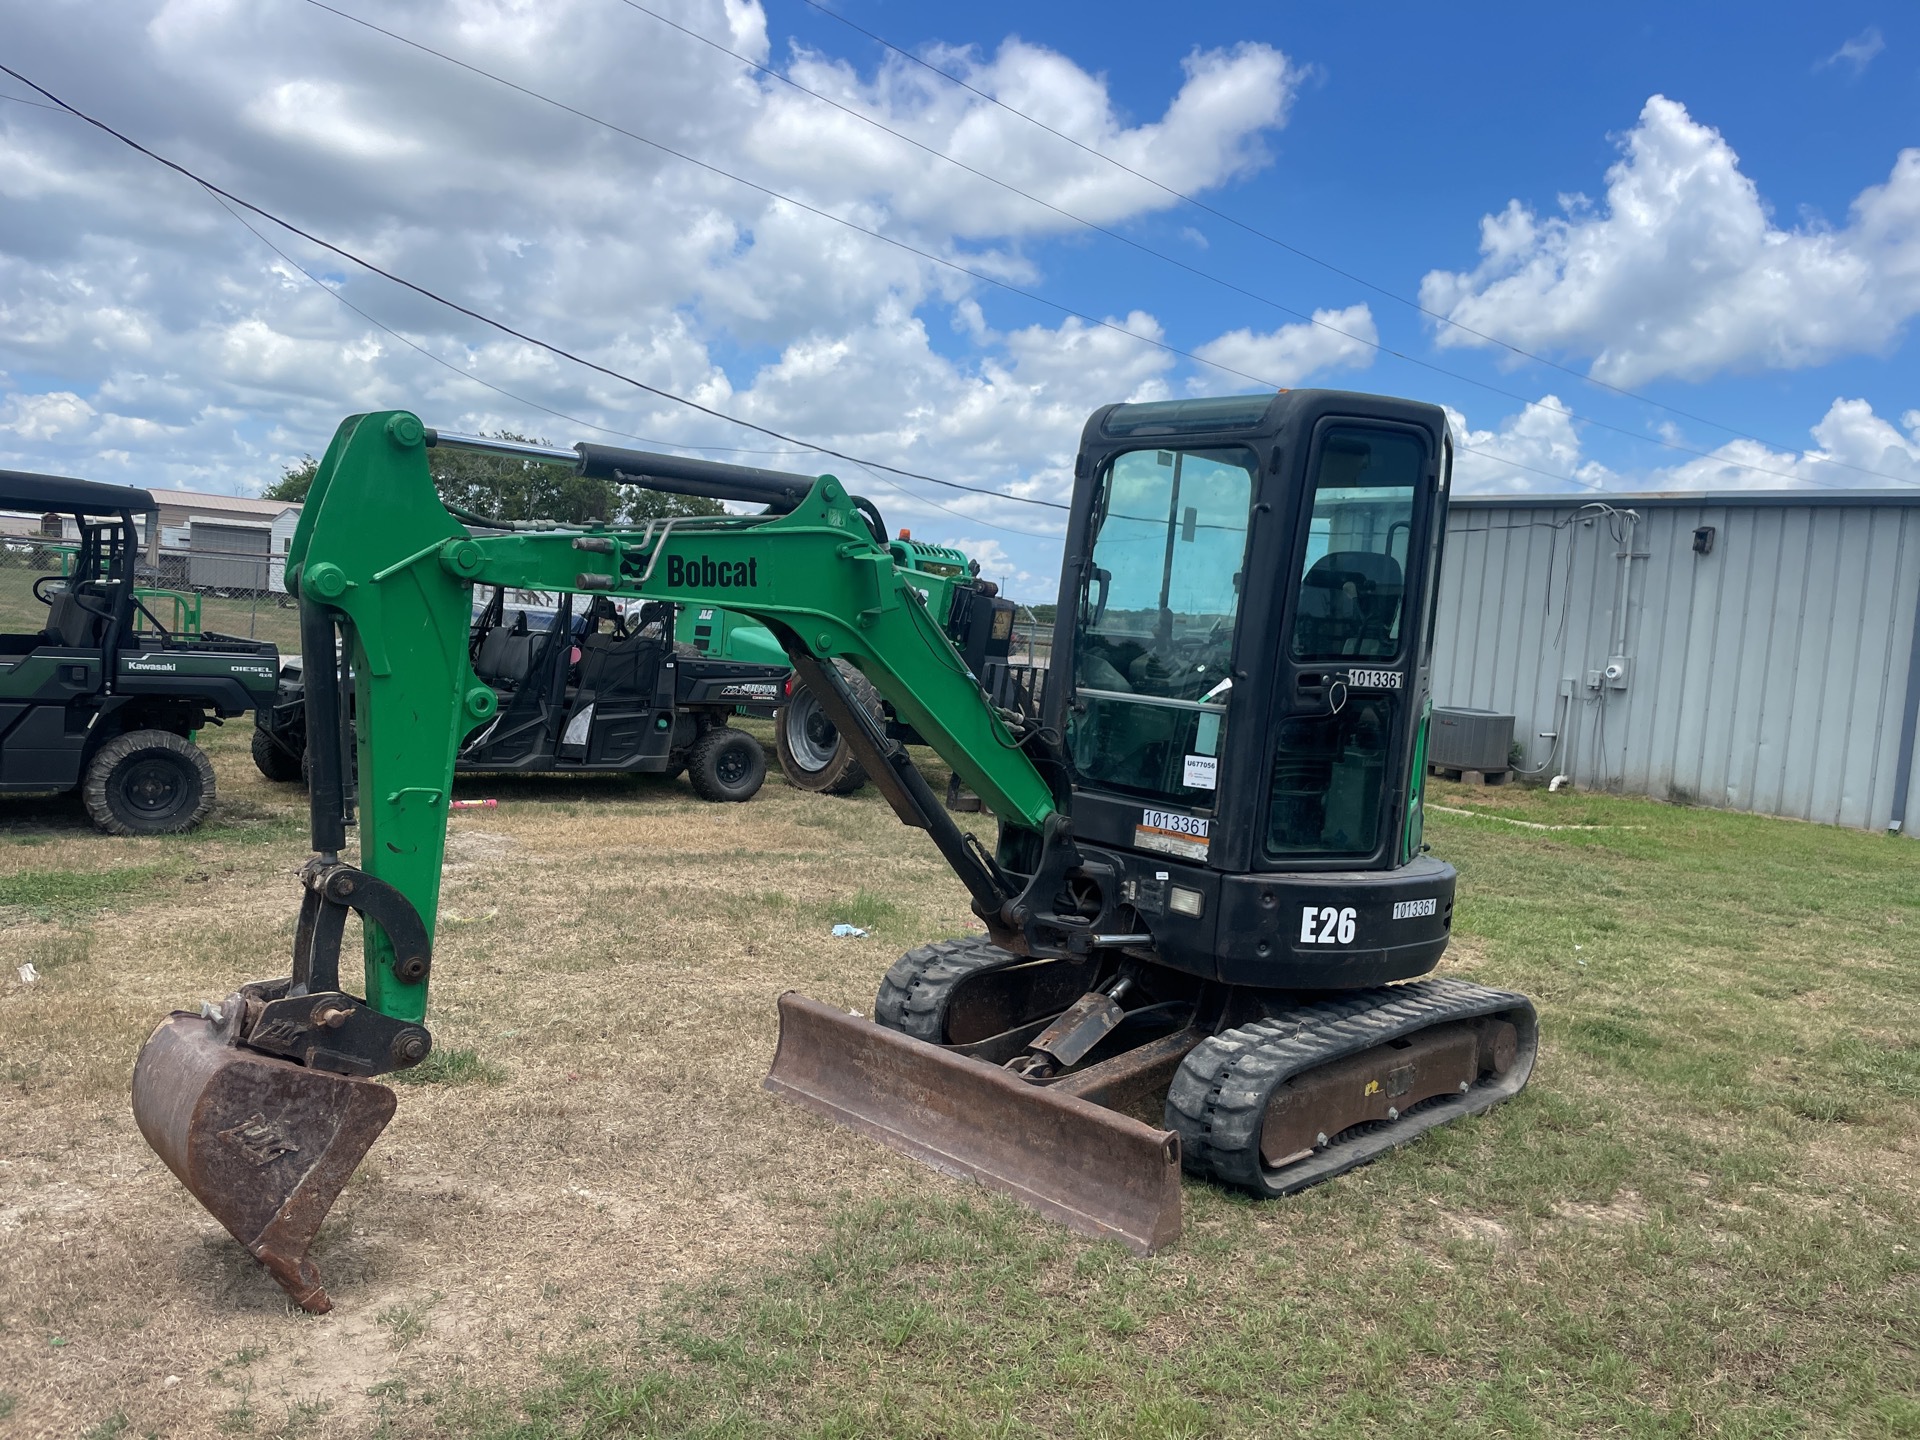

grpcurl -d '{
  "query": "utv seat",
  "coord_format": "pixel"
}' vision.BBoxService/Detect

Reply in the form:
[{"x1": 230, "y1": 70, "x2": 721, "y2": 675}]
[
  {"x1": 42, "y1": 585, "x2": 111, "y2": 649},
  {"x1": 472, "y1": 614, "x2": 541, "y2": 688}
]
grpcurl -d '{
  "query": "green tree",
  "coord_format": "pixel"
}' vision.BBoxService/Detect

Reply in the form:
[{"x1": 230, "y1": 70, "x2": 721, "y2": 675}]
[
  {"x1": 431, "y1": 432, "x2": 724, "y2": 526},
  {"x1": 257, "y1": 433, "x2": 727, "y2": 525},
  {"x1": 264, "y1": 454, "x2": 318, "y2": 503}
]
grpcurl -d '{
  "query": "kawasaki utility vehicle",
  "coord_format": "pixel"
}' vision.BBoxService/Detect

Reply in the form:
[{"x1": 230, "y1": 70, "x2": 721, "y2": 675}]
[{"x1": 0, "y1": 470, "x2": 278, "y2": 834}]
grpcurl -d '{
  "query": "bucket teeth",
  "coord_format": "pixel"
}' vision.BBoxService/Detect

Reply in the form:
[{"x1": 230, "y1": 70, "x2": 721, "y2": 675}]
[{"x1": 132, "y1": 1011, "x2": 396, "y2": 1313}]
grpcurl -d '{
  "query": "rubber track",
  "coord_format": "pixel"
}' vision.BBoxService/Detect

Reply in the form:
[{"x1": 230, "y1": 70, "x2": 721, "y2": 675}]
[
  {"x1": 873, "y1": 936, "x2": 1021, "y2": 1043},
  {"x1": 1165, "y1": 977, "x2": 1538, "y2": 1196}
]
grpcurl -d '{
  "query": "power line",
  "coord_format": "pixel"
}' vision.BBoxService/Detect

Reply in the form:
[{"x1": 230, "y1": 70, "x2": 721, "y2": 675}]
[
  {"x1": 299, "y1": 0, "x2": 1910, "y2": 495},
  {"x1": 0, "y1": 90, "x2": 67, "y2": 113},
  {"x1": 0, "y1": 60, "x2": 1071, "y2": 518},
  {"x1": 212, "y1": 188, "x2": 1062, "y2": 539},
  {"x1": 220, "y1": 195, "x2": 1070, "y2": 538},
  {"x1": 2, "y1": 48, "x2": 1608, "y2": 501},
  {"x1": 791, "y1": 0, "x2": 1905, "y2": 486},
  {"x1": 0, "y1": 52, "x2": 1877, "y2": 503},
  {"x1": 293, "y1": 1, "x2": 1291, "y2": 399}
]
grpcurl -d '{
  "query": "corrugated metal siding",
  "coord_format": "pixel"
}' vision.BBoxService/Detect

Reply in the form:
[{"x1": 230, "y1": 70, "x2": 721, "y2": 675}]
[{"x1": 1432, "y1": 494, "x2": 1920, "y2": 832}]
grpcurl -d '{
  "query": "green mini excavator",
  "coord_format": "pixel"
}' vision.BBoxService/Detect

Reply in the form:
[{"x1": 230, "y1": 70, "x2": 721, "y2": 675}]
[{"x1": 131, "y1": 393, "x2": 1537, "y2": 1312}]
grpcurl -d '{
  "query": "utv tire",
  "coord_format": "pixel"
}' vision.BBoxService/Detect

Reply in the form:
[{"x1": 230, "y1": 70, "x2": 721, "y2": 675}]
[
  {"x1": 84, "y1": 730, "x2": 216, "y2": 836},
  {"x1": 775, "y1": 661, "x2": 882, "y2": 795},
  {"x1": 686, "y1": 726, "x2": 766, "y2": 803},
  {"x1": 251, "y1": 726, "x2": 304, "y2": 783}
]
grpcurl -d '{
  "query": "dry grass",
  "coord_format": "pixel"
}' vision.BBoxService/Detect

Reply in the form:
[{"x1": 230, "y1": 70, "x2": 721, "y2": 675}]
[
  {"x1": 0, "y1": 721, "x2": 978, "y2": 1439},
  {"x1": 1, "y1": 734, "x2": 1916, "y2": 1438}
]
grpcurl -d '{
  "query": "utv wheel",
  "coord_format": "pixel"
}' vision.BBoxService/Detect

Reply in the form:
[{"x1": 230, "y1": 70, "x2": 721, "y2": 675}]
[
  {"x1": 251, "y1": 725, "x2": 304, "y2": 783},
  {"x1": 686, "y1": 726, "x2": 766, "y2": 803},
  {"x1": 774, "y1": 661, "x2": 881, "y2": 796},
  {"x1": 84, "y1": 730, "x2": 216, "y2": 836}
]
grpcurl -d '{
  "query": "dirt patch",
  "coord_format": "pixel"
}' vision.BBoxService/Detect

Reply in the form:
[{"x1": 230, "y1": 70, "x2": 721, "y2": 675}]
[
  {"x1": 1552, "y1": 1190, "x2": 1651, "y2": 1227},
  {"x1": 0, "y1": 729, "x2": 976, "y2": 1438}
]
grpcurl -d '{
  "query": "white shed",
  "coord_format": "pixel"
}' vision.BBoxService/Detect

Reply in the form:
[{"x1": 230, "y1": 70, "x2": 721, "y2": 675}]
[{"x1": 268, "y1": 507, "x2": 301, "y2": 594}]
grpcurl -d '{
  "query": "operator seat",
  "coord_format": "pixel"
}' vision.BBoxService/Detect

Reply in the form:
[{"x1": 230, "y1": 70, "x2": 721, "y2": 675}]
[{"x1": 1295, "y1": 551, "x2": 1404, "y2": 658}]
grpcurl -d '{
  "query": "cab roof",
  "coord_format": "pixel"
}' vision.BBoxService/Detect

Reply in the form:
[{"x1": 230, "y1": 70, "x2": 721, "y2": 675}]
[{"x1": 0, "y1": 468, "x2": 157, "y2": 516}]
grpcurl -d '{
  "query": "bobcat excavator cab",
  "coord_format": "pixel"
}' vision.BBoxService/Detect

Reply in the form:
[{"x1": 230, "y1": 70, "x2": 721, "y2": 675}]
[{"x1": 131, "y1": 395, "x2": 1536, "y2": 1312}]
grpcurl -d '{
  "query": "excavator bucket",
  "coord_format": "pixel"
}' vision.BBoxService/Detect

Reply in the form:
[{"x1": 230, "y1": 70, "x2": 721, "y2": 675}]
[
  {"x1": 764, "y1": 992, "x2": 1183, "y2": 1254},
  {"x1": 131, "y1": 1010, "x2": 396, "y2": 1314}
]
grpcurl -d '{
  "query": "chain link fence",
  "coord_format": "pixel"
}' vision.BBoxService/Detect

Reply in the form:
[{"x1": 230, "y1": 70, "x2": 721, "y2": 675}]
[{"x1": 0, "y1": 531, "x2": 301, "y2": 649}]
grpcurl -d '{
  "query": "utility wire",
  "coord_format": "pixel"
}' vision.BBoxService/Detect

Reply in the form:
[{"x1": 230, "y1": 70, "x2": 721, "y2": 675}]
[
  {"x1": 0, "y1": 90, "x2": 67, "y2": 113},
  {"x1": 301, "y1": 0, "x2": 1909, "y2": 494},
  {"x1": 0, "y1": 49, "x2": 1866, "y2": 501},
  {"x1": 0, "y1": 60, "x2": 1072, "y2": 517},
  {"x1": 211, "y1": 191, "x2": 1058, "y2": 538},
  {"x1": 793, "y1": 0, "x2": 1902, "y2": 485}
]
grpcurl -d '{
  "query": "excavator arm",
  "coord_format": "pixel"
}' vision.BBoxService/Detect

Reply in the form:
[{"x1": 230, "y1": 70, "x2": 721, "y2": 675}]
[
  {"x1": 279, "y1": 413, "x2": 1064, "y2": 1012},
  {"x1": 131, "y1": 411, "x2": 1153, "y2": 1310}
]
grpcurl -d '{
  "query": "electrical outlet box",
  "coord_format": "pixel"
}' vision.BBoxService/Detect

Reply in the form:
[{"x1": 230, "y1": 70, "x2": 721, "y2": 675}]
[
  {"x1": 1585, "y1": 669, "x2": 1604, "y2": 691},
  {"x1": 1604, "y1": 656, "x2": 1631, "y2": 689}
]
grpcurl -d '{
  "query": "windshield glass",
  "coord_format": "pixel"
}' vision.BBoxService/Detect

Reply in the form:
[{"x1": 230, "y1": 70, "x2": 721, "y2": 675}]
[
  {"x1": 1292, "y1": 427, "x2": 1421, "y2": 661},
  {"x1": 1267, "y1": 424, "x2": 1427, "y2": 859},
  {"x1": 1068, "y1": 447, "x2": 1254, "y2": 804}
]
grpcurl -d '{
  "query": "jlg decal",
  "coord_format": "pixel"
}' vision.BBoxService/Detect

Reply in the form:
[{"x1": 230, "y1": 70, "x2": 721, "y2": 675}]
[
  {"x1": 665, "y1": 555, "x2": 759, "y2": 588},
  {"x1": 1299, "y1": 905, "x2": 1356, "y2": 945}
]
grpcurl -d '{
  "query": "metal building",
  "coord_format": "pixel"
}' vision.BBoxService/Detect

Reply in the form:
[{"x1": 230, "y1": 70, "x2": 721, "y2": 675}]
[
  {"x1": 1431, "y1": 490, "x2": 1920, "y2": 834},
  {"x1": 186, "y1": 517, "x2": 273, "y2": 593}
]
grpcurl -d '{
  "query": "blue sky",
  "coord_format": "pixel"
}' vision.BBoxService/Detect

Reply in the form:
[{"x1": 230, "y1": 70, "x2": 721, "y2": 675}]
[{"x1": 1, "y1": 1, "x2": 1915, "y2": 598}]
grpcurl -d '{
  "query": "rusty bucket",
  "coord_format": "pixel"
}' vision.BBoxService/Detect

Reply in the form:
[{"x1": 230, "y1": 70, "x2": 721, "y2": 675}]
[
  {"x1": 764, "y1": 992, "x2": 1183, "y2": 1254},
  {"x1": 131, "y1": 1010, "x2": 396, "y2": 1313}
]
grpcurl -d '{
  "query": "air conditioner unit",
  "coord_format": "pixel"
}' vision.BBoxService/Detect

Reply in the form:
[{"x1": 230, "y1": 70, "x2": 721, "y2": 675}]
[{"x1": 1430, "y1": 707, "x2": 1514, "y2": 773}]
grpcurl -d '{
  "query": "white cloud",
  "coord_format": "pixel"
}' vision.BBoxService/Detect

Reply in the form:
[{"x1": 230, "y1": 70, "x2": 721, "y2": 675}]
[
  {"x1": 1819, "y1": 27, "x2": 1885, "y2": 74},
  {"x1": 1446, "y1": 394, "x2": 1920, "y2": 495},
  {"x1": 1652, "y1": 399, "x2": 1920, "y2": 490},
  {"x1": 1446, "y1": 395, "x2": 1616, "y2": 494},
  {"x1": 1188, "y1": 304, "x2": 1376, "y2": 391},
  {"x1": 0, "y1": 391, "x2": 97, "y2": 442},
  {"x1": 0, "y1": 0, "x2": 1308, "y2": 530},
  {"x1": 750, "y1": 39, "x2": 1298, "y2": 240},
  {"x1": 1420, "y1": 96, "x2": 1920, "y2": 385}
]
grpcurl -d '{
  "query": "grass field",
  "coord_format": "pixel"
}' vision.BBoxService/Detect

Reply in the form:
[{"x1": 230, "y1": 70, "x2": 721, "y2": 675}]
[{"x1": 1, "y1": 723, "x2": 1916, "y2": 1439}]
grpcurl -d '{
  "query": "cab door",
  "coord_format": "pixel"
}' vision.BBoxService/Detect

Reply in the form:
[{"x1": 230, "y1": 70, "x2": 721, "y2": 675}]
[{"x1": 1263, "y1": 419, "x2": 1447, "y2": 869}]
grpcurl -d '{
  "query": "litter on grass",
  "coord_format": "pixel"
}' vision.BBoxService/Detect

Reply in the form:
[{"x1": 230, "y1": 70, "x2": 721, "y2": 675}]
[
  {"x1": 831, "y1": 924, "x2": 870, "y2": 938},
  {"x1": 16, "y1": 963, "x2": 37, "y2": 985},
  {"x1": 1428, "y1": 804, "x2": 1643, "y2": 832}
]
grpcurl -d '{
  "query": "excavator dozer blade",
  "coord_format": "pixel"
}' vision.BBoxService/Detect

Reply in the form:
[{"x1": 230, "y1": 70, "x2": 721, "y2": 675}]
[
  {"x1": 131, "y1": 1011, "x2": 397, "y2": 1314},
  {"x1": 764, "y1": 991, "x2": 1183, "y2": 1255}
]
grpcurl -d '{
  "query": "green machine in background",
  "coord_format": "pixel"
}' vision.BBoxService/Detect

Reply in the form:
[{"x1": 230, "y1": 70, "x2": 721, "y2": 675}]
[
  {"x1": 131, "y1": 397, "x2": 1536, "y2": 1313},
  {"x1": 680, "y1": 536, "x2": 1035, "y2": 797}
]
